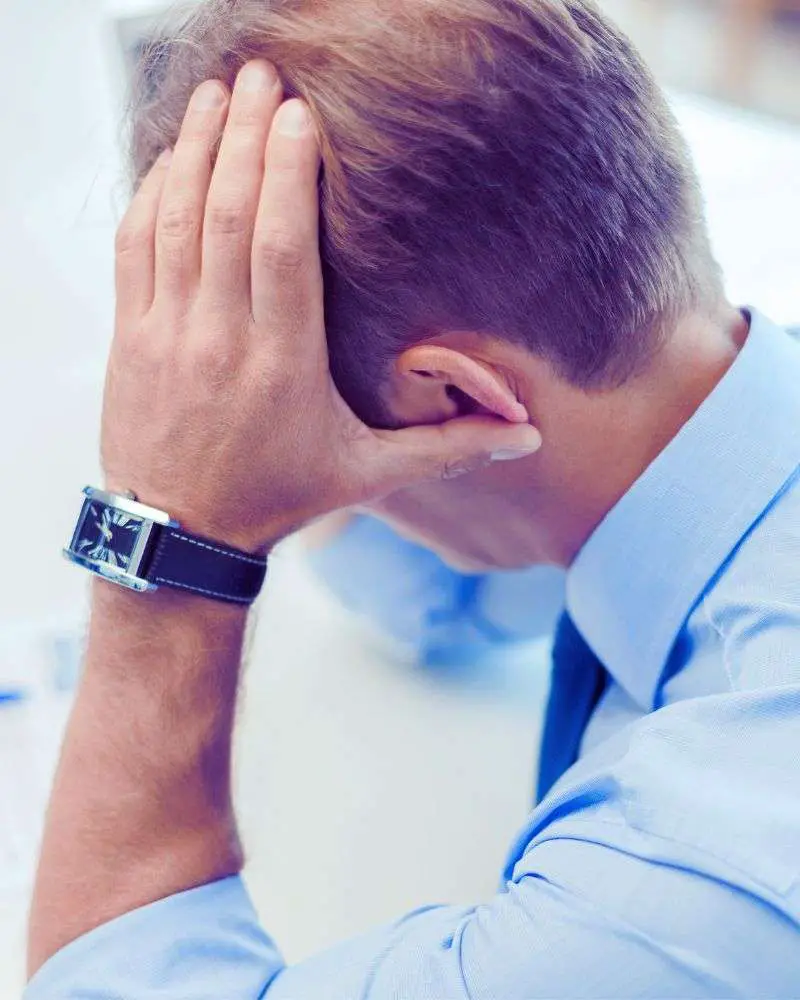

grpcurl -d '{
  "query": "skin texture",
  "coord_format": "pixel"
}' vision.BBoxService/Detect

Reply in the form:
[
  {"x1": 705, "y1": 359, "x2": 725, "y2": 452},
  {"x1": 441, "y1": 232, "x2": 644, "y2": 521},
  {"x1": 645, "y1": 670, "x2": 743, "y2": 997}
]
[
  {"x1": 27, "y1": 59, "x2": 747, "y2": 977},
  {"x1": 26, "y1": 61, "x2": 541, "y2": 977}
]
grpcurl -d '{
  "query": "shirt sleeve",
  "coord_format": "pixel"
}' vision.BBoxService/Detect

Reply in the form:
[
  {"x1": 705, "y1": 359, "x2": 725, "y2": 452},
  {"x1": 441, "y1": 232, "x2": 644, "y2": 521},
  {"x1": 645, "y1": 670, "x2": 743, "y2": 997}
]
[
  {"x1": 24, "y1": 877, "x2": 283, "y2": 999},
  {"x1": 24, "y1": 838, "x2": 800, "y2": 999},
  {"x1": 306, "y1": 514, "x2": 564, "y2": 666}
]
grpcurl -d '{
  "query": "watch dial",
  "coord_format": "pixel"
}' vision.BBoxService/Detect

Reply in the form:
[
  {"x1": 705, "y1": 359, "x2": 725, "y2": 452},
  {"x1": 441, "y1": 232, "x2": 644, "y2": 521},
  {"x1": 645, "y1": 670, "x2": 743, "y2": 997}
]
[{"x1": 75, "y1": 503, "x2": 143, "y2": 569}]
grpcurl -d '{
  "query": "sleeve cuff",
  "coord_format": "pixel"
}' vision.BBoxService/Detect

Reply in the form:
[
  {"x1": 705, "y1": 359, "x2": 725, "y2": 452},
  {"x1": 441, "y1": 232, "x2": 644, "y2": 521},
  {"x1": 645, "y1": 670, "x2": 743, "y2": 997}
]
[{"x1": 25, "y1": 876, "x2": 284, "y2": 999}]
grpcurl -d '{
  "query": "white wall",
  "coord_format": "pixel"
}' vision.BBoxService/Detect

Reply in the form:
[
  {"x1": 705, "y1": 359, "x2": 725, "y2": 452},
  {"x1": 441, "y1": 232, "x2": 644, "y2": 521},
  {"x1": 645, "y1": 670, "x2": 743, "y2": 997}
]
[{"x1": 0, "y1": 0, "x2": 134, "y2": 628}]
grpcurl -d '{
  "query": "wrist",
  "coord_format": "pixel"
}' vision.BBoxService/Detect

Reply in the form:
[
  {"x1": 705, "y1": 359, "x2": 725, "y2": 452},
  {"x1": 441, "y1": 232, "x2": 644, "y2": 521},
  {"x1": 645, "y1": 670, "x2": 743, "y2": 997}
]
[
  {"x1": 90, "y1": 572, "x2": 252, "y2": 620},
  {"x1": 86, "y1": 575, "x2": 251, "y2": 687},
  {"x1": 89, "y1": 575, "x2": 251, "y2": 645},
  {"x1": 103, "y1": 478, "x2": 274, "y2": 556}
]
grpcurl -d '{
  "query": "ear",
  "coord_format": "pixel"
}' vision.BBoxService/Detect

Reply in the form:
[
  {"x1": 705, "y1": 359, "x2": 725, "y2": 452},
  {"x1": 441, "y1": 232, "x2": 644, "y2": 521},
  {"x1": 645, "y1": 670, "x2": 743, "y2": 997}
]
[{"x1": 388, "y1": 344, "x2": 530, "y2": 426}]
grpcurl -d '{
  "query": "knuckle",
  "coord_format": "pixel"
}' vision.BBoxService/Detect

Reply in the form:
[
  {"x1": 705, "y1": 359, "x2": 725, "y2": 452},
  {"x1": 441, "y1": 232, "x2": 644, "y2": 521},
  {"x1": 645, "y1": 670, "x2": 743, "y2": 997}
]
[
  {"x1": 181, "y1": 127, "x2": 221, "y2": 154},
  {"x1": 116, "y1": 325, "x2": 166, "y2": 370},
  {"x1": 187, "y1": 331, "x2": 244, "y2": 381},
  {"x1": 205, "y1": 202, "x2": 249, "y2": 238},
  {"x1": 255, "y1": 227, "x2": 306, "y2": 273},
  {"x1": 440, "y1": 456, "x2": 484, "y2": 481},
  {"x1": 158, "y1": 205, "x2": 201, "y2": 242},
  {"x1": 229, "y1": 107, "x2": 266, "y2": 131},
  {"x1": 115, "y1": 219, "x2": 147, "y2": 258}
]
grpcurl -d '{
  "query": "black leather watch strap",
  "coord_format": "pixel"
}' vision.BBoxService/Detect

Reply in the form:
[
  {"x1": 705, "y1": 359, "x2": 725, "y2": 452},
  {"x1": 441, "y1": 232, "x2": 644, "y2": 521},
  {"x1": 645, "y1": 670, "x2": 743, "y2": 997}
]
[{"x1": 143, "y1": 526, "x2": 267, "y2": 605}]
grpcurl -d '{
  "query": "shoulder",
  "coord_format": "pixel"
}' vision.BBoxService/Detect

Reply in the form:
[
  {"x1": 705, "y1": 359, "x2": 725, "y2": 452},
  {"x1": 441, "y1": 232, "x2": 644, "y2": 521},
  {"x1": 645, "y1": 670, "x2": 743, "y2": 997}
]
[{"x1": 700, "y1": 464, "x2": 800, "y2": 688}]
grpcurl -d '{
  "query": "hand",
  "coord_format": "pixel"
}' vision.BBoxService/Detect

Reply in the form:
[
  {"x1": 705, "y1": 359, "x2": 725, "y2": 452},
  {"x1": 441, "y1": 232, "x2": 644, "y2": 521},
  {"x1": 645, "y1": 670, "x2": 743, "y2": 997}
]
[{"x1": 105, "y1": 60, "x2": 542, "y2": 552}]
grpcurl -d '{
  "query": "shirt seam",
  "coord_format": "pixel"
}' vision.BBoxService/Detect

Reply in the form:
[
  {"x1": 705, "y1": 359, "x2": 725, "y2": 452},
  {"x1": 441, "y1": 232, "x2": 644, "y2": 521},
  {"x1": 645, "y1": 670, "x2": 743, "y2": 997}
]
[
  {"x1": 524, "y1": 816, "x2": 798, "y2": 898},
  {"x1": 702, "y1": 595, "x2": 738, "y2": 693}
]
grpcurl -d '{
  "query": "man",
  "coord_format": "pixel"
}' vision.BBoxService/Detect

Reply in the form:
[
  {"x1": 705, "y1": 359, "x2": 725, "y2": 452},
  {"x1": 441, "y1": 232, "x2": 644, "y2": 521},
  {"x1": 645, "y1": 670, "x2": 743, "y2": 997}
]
[{"x1": 26, "y1": 1, "x2": 800, "y2": 996}]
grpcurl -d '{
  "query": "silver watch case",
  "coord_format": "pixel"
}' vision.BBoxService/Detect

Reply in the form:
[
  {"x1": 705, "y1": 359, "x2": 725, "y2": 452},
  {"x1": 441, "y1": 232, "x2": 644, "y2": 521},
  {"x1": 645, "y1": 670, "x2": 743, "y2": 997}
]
[{"x1": 63, "y1": 486, "x2": 180, "y2": 593}]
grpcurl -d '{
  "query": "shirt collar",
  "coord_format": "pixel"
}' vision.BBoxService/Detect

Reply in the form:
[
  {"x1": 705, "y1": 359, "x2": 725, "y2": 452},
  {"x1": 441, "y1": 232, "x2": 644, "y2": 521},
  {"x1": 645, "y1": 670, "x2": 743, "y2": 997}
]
[{"x1": 566, "y1": 310, "x2": 800, "y2": 711}]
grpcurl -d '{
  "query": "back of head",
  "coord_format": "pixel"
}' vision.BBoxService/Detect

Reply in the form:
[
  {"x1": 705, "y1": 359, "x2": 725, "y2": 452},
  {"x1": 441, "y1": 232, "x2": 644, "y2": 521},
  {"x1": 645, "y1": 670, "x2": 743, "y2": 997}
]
[{"x1": 132, "y1": 0, "x2": 723, "y2": 425}]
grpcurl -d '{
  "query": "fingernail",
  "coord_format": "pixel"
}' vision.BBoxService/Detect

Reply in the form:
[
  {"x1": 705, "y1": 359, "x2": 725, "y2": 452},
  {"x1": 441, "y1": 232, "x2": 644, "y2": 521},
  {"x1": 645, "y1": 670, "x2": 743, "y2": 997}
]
[
  {"x1": 490, "y1": 435, "x2": 542, "y2": 461},
  {"x1": 490, "y1": 449, "x2": 534, "y2": 462},
  {"x1": 277, "y1": 100, "x2": 310, "y2": 137},
  {"x1": 194, "y1": 81, "x2": 227, "y2": 110},
  {"x1": 238, "y1": 60, "x2": 279, "y2": 92}
]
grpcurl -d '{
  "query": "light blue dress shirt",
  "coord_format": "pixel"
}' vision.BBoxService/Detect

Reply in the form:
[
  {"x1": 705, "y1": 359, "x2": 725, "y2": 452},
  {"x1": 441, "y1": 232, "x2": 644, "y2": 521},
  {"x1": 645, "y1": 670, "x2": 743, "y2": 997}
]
[{"x1": 26, "y1": 311, "x2": 800, "y2": 998}]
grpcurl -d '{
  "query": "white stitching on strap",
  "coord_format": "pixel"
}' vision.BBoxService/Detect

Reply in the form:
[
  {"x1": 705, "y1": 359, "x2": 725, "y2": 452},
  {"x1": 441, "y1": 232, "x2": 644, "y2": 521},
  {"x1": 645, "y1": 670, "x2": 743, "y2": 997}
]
[
  {"x1": 153, "y1": 576, "x2": 253, "y2": 603},
  {"x1": 169, "y1": 531, "x2": 266, "y2": 566}
]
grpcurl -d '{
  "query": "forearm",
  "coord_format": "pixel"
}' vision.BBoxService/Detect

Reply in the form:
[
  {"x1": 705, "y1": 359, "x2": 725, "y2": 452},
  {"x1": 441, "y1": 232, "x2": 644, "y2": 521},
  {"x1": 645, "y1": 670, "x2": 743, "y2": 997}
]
[
  {"x1": 24, "y1": 56, "x2": 544, "y2": 992},
  {"x1": 27, "y1": 577, "x2": 251, "y2": 976}
]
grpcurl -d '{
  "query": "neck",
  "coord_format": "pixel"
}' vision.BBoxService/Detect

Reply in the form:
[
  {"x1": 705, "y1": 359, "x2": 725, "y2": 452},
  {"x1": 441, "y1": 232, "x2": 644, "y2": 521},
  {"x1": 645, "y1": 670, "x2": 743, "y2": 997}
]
[{"x1": 520, "y1": 306, "x2": 750, "y2": 567}]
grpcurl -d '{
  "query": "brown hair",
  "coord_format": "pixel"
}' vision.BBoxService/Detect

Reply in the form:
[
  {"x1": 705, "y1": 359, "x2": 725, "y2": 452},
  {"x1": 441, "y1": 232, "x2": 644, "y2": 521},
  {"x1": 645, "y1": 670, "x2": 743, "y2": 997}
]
[{"x1": 131, "y1": 0, "x2": 723, "y2": 425}]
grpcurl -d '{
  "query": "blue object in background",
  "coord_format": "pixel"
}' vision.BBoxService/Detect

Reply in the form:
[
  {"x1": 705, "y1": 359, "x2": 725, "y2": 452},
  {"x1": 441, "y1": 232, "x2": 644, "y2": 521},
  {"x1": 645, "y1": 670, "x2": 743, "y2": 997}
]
[
  {"x1": 48, "y1": 631, "x2": 85, "y2": 695},
  {"x1": 307, "y1": 513, "x2": 565, "y2": 693},
  {"x1": 0, "y1": 691, "x2": 26, "y2": 705}
]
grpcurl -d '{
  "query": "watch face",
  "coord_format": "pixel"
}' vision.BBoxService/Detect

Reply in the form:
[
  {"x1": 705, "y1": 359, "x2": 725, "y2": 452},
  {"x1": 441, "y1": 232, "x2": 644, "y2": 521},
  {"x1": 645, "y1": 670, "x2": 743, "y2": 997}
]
[{"x1": 74, "y1": 502, "x2": 144, "y2": 570}]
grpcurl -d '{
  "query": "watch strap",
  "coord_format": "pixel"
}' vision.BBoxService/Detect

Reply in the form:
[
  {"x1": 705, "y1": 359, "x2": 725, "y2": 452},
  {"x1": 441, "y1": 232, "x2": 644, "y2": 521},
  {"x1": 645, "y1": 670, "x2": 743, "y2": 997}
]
[{"x1": 144, "y1": 526, "x2": 267, "y2": 605}]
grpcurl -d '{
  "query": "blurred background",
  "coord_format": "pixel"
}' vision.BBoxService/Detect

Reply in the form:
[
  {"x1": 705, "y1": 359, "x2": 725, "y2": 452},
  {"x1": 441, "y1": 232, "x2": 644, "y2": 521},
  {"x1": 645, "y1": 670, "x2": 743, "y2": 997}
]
[{"x1": 0, "y1": 1, "x2": 798, "y2": 994}]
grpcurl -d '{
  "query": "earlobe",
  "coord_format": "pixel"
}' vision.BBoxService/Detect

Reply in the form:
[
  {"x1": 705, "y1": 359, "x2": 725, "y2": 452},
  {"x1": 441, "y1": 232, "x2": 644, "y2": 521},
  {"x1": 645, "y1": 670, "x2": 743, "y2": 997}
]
[{"x1": 396, "y1": 344, "x2": 530, "y2": 425}]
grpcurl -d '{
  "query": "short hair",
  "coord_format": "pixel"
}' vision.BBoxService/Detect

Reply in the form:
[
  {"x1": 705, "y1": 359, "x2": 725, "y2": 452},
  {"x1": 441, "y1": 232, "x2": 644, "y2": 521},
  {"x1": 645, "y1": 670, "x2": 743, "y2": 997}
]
[{"x1": 131, "y1": 0, "x2": 723, "y2": 426}]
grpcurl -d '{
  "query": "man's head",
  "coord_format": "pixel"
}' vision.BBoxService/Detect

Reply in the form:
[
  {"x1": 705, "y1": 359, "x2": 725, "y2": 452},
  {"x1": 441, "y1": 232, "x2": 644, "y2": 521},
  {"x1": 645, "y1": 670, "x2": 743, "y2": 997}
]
[{"x1": 132, "y1": 0, "x2": 734, "y2": 569}]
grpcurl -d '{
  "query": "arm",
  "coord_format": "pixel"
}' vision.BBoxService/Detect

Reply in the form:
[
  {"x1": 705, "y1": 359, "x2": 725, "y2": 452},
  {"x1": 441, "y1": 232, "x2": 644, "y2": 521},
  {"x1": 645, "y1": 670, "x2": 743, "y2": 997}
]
[
  {"x1": 27, "y1": 61, "x2": 542, "y2": 979},
  {"x1": 304, "y1": 515, "x2": 564, "y2": 661},
  {"x1": 26, "y1": 582, "x2": 248, "y2": 972},
  {"x1": 28, "y1": 785, "x2": 800, "y2": 998},
  {"x1": 305, "y1": 512, "x2": 470, "y2": 649}
]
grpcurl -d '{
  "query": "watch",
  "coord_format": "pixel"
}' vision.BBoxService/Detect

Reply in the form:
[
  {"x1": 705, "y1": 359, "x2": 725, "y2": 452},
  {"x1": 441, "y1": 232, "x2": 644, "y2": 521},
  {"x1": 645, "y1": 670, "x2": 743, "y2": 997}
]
[{"x1": 64, "y1": 487, "x2": 267, "y2": 606}]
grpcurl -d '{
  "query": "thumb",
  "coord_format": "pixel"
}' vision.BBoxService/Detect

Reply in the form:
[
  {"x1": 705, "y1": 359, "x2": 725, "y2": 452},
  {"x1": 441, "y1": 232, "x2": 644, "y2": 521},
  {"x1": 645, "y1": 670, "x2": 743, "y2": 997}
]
[{"x1": 365, "y1": 415, "x2": 543, "y2": 494}]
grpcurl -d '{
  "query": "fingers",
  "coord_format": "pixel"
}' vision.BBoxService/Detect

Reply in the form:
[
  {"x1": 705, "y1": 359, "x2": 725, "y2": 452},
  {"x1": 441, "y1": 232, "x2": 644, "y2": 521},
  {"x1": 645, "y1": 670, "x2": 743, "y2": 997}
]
[
  {"x1": 115, "y1": 150, "x2": 172, "y2": 321},
  {"x1": 155, "y1": 80, "x2": 230, "y2": 299},
  {"x1": 202, "y1": 61, "x2": 284, "y2": 304},
  {"x1": 366, "y1": 416, "x2": 543, "y2": 494},
  {"x1": 251, "y1": 99, "x2": 324, "y2": 344}
]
